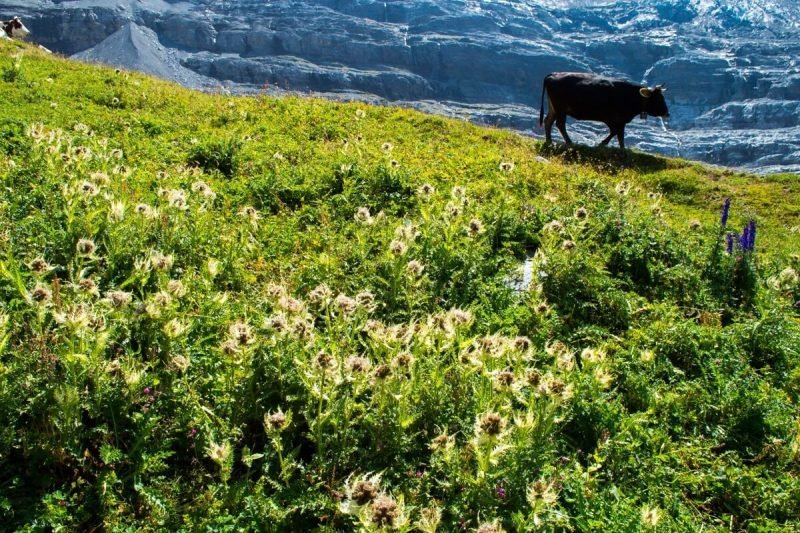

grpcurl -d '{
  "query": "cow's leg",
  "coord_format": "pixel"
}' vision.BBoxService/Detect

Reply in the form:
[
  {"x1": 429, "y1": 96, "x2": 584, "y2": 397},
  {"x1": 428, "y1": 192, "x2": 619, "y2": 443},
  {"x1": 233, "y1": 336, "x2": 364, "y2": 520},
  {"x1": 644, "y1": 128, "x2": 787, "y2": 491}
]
[
  {"x1": 616, "y1": 125, "x2": 626, "y2": 150},
  {"x1": 543, "y1": 113, "x2": 555, "y2": 144},
  {"x1": 599, "y1": 130, "x2": 615, "y2": 146},
  {"x1": 555, "y1": 115, "x2": 572, "y2": 145}
]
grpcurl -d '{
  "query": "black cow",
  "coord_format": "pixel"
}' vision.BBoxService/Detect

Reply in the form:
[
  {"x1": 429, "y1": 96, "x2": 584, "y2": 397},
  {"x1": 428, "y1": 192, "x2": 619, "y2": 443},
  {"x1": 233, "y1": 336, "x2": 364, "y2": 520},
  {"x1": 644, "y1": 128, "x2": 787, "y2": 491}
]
[
  {"x1": 539, "y1": 72, "x2": 669, "y2": 150},
  {"x1": 2, "y1": 16, "x2": 30, "y2": 39}
]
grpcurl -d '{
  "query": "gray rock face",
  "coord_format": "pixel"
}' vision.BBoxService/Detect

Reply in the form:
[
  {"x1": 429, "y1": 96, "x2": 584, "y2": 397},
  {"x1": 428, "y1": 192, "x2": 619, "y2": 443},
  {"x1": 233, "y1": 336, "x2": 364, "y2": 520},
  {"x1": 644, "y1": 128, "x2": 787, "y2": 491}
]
[{"x1": 3, "y1": 0, "x2": 799, "y2": 173}]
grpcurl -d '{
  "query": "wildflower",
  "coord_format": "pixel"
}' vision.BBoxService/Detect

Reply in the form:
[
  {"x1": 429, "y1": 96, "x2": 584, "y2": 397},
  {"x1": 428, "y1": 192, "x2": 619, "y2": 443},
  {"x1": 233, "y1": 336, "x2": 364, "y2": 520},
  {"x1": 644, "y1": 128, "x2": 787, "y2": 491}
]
[
  {"x1": 468, "y1": 218, "x2": 484, "y2": 236},
  {"x1": 581, "y1": 347, "x2": 606, "y2": 365},
  {"x1": 575, "y1": 207, "x2": 588, "y2": 220},
  {"x1": 109, "y1": 200, "x2": 126, "y2": 222},
  {"x1": 477, "y1": 412, "x2": 505, "y2": 436},
  {"x1": 308, "y1": 283, "x2": 333, "y2": 304},
  {"x1": 167, "y1": 189, "x2": 188, "y2": 210},
  {"x1": 191, "y1": 180, "x2": 216, "y2": 200},
  {"x1": 499, "y1": 161, "x2": 515, "y2": 172},
  {"x1": 407, "y1": 259, "x2": 424, "y2": 277},
  {"x1": 111, "y1": 97, "x2": 120, "y2": 106},
  {"x1": 171, "y1": 355, "x2": 190, "y2": 372},
  {"x1": 477, "y1": 521, "x2": 505, "y2": 533},
  {"x1": 389, "y1": 239, "x2": 408, "y2": 256},
  {"x1": 206, "y1": 441, "x2": 232, "y2": 466},
  {"x1": 315, "y1": 350, "x2": 336, "y2": 369},
  {"x1": 720, "y1": 197, "x2": 731, "y2": 228},
  {"x1": 494, "y1": 370, "x2": 516, "y2": 388},
  {"x1": 544, "y1": 219, "x2": 564, "y2": 233},
  {"x1": 79, "y1": 181, "x2": 99, "y2": 197},
  {"x1": 228, "y1": 320, "x2": 255, "y2": 346},
  {"x1": 355, "y1": 290, "x2": 376, "y2": 309},
  {"x1": 78, "y1": 277, "x2": 99, "y2": 296},
  {"x1": 292, "y1": 319, "x2": 314, "y2": 339},
  {"x1": 395, "y1": 223, "x2": 420, "y2": 241},
  {"x1": 390, "y1": 159, "x2": 399, "y2": 167},
  {"x1": 167, "y1": 279, "x2": 187, "y2": 298},
  {"x1": 90, "y1": 172, "x2": 110, "y2": 185},
  {"x1": 726, "y1": 231, "x2": 736, "y2": 254},
  {"x1": 164, "y1": 319, "x2": 188, "y2": 338},
  {"x1": 264, "y1": 313, "x2": 288, "y2": 332},
  {"x1": 451, "y1": 185, "x2": 466, "y2": 200},
  {"x1": 526, "y1": 370, "x2": 542, "y2": 388},
  {"x1": 448, "y1": 308, "x2": 473, "y2": 326},
  {"x1": 772, "y1": 267, "x2": 799, "y2": 291},
  {"x1": 640, "y1": 349, "x2": 655, "y2": 363},
  {"x1": 430, "y1": 432, "x2": 453, "y2": 452},
  {"x1": 335, "y1": 293, "x2": 358, "y2": 314},
  {"x1": 134, "y1": 203, "x2": 154, "y2": 218},
  {"x1": 105, "y1": 290, "x2": 132, "y2": 309},
  {"x1": 392, "y1": 351, "x2": 414, "y2": 369},
  {"x1": 110, "y1": 148, "x2": 123, "y2": 159},
  {"x1": 688, "y1": 219, "x2": 702, "y2": 230},
  {"x1": 207, "y1": 257, "x2": 220, "y2": 278},
  {"x1": 513, "y1": 336, "x2": 532, "y2": 351},
  {"x1": 150, "y1": 251, "x2": 174, "y2": 272},
  {"x1": 28, "y1": 257, "x2": 51, "y2": 274},
  {"x1": 279, "y1": 295, "x2": 304, "y2": 314},
  {"x1": 240, "y1": 206, "x2": 259, "y2": 225},
  {"x1": 594, "y1": 367, "x2": 614, "y2": 389},
  {"x1": 266, "y1": 410, "x2": 288, "y2": 431},
  {"x1": 615, "y1": 180, "x2": 631, "y2": 195},
  {"x1": 371, "y1": 495, "x2": 398, "y2": 527},
  {"x1": 641, "y1": 505, "x2": 661, "y2": 528},
  {"x1": 31, "y1": 284, "x2": 52, "y2": 303},
  {"x1": 220, "y1": 339, "x2": 240, "y2": 356},
  {"x1": 741, "y1": 219, "x2": 757, "y2": 252},
  {"x1": 114, "y1": 165, "x2": 129, "y2": 176},
  {"x1": 418, "y1": 183, "x2": 435, "y2": 196},
  {"x1": 562, "y1": 239, "x2": 576, "y2": 251},
  {"x1": 355, "y1": 109, "x2": 366, "y2": 119},
  {"x1": 373, "y1": 364, "x2": 391, "y2": 379},
  {"x1": 76, "y1": 238, "x2": 97, "y2": 257},
  {"x1": 346, "y1": 355, "x2": 371, "y2": 374},
  {"x1": 352, "y1": 479, "x2": 379, "y2": 505},
  {"x1": 535, "y1": 301, "x2": 550, "y2": 314},
  {"x1": 88, "y1": 313, "x2": 106, "y2": 332},
  {"x1": 273, "y1": 151, "x2": 284, "y2": 160},
  {"x1": 381, "y1": 142, "x2": 394, "y2": 152},
  {"x1": 446, "y1": 202, "x2": 461, "y2": 218},
  {"x1": 354, "y1": 206, "x2": 373, "y2": 224},
  {"x1": 527, "y1": 478, "x2": 559, "y2": 506}
]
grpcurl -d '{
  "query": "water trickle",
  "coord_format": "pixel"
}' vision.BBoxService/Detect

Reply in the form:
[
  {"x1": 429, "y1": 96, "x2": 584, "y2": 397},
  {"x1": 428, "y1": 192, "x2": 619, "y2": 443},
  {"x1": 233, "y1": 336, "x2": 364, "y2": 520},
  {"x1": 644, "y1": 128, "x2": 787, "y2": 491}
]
[{"x1": 660, "y1": 117, "x2": 683, "y2": 157}]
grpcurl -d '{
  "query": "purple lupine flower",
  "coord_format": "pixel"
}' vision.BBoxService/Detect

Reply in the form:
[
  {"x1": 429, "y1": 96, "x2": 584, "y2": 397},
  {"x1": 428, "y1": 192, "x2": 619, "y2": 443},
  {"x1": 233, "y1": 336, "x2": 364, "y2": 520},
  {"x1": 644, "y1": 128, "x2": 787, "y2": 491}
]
[
  {"x1": 721, "y1": 198, "x2": 731, "y2": 228},
  {"x1": 745, "y1": 220, "x2": 756, "y2": 252},
  {"x1": 143, "y1": 387, "x2": 151, "y2": 395},
  {"x1": 739, "y1": 224, "x2": 749, "y2": 251},
  {"x1": 726, "y1": 232, "x2": 735, "y2": 254}
]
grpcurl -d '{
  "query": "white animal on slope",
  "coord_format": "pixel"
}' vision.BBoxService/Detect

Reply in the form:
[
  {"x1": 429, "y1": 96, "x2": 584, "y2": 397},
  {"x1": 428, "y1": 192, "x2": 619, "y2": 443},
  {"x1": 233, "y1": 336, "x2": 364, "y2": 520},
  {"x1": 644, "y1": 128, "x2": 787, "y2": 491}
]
[{"x1": 3, "y1": 17, "x2": 30, "y2": 40}]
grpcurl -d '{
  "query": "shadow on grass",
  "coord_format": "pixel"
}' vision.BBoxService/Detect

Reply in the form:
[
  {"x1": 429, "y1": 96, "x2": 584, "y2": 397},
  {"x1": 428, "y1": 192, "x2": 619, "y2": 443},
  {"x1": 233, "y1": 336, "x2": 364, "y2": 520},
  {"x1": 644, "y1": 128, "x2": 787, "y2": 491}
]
[{"x1": 538, "y1": 142, "x2": 673, "y2": 174}]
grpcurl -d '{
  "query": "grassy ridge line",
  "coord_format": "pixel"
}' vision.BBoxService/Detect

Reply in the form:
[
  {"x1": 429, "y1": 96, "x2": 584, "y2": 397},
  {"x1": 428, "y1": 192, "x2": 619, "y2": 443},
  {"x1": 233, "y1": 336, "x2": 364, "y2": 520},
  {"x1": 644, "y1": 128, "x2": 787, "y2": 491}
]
[
  {"x1": 1, "y1": 39, "x2": 798, "y2": 257},
  {"x1": 1, "y1": 39, "x2": 799, "y2": 532}
]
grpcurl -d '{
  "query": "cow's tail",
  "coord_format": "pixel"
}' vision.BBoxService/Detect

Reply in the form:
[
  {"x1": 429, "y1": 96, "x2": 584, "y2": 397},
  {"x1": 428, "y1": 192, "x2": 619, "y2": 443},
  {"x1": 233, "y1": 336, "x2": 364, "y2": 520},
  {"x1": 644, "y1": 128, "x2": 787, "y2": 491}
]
[{"x1": 539, "y1": 77, "x2": 548, "y2": 127}]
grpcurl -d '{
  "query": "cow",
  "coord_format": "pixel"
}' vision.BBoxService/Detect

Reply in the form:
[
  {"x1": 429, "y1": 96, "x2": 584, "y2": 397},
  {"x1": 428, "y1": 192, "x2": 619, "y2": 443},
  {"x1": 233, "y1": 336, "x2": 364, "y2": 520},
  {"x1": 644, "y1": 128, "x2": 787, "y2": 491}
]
[
  {"x1": 539, "y1": 72, "x2": 669, "y2": 150},
  {"x1": 2, "y1": 17, "x2": 30, "y2": 40}
]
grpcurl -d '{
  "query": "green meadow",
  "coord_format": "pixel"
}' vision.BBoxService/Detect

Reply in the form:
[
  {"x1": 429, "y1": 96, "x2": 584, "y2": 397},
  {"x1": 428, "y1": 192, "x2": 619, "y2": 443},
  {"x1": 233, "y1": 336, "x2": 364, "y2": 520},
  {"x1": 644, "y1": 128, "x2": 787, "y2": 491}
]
[{"x1": 1, "y1": 40, "x2": 799, "y2": 531}]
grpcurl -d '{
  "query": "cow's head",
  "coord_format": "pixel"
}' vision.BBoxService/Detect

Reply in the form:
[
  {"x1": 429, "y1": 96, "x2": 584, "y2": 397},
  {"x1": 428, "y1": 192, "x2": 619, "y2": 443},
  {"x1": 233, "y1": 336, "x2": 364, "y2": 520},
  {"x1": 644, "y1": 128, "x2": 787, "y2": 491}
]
[
  {"x1": 639, "y1": 85, "x2": 669, "y2": 118},
  {"x1": 4, "y1": 17, "x2": 30, "y2": 39}
]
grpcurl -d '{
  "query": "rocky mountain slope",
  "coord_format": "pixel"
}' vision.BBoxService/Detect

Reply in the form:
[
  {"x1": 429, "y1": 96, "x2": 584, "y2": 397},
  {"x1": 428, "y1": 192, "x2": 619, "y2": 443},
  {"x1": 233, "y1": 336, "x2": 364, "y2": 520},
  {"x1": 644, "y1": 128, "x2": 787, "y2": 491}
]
[{"x1": 4, "y1": 0, "x2": 799, "y2": 173}]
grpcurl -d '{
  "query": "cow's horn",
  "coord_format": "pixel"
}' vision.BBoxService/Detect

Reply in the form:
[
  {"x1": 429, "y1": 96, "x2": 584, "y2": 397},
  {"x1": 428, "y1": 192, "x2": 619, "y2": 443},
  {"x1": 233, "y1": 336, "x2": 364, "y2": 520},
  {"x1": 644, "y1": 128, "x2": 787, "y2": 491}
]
[{"x1": 639, "y1": 88, "x2": 653, "y2": 98}]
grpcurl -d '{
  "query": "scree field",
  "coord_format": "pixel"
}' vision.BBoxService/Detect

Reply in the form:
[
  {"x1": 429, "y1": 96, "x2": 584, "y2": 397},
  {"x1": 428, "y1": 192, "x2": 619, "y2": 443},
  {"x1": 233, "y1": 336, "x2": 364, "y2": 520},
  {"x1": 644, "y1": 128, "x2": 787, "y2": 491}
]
[{"x1": 1, "y1": 40, "x2": 799, "y2": 532}]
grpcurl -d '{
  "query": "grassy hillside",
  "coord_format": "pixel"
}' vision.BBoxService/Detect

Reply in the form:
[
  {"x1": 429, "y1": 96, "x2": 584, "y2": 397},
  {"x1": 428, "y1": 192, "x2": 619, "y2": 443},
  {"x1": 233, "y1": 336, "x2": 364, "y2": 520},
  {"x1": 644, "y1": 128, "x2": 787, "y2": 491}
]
[{"x1": 1, "y1": 40, "x2": 799, "y2": 532}]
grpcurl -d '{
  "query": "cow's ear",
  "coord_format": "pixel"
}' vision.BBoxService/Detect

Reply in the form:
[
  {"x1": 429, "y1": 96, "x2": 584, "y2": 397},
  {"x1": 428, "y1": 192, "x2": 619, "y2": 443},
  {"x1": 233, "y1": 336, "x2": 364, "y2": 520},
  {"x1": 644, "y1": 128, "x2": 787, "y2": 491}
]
[
  {"x1": 656, "y1": 84, "x2": 666, "y2": 93},
  {"x1": 640, "y1": 88, "x2": 653, "y2": 98}
]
